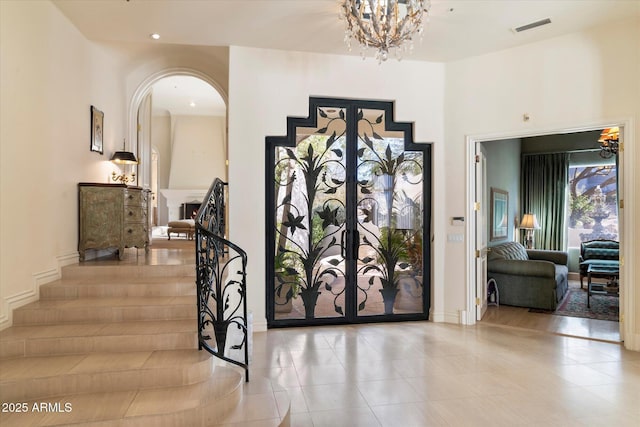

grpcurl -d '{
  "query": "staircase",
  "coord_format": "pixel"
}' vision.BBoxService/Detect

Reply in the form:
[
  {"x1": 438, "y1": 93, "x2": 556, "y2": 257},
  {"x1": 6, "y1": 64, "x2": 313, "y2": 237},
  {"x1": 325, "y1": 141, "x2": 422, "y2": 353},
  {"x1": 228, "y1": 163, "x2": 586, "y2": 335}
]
[{"x1": 0, "y1": 261, "x2": 289, "y2": 426}]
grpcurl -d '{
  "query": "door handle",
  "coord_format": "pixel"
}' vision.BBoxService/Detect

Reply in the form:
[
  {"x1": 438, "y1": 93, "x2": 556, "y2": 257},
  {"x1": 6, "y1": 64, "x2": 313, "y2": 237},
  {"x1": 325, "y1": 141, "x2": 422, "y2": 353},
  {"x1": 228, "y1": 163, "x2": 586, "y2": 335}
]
[
  {"x1": 352, "y1": 229, "x2": 360, "y2": 259},
  {"x1": 341, "y1": 229, "x2": 347, "y2": 259}
]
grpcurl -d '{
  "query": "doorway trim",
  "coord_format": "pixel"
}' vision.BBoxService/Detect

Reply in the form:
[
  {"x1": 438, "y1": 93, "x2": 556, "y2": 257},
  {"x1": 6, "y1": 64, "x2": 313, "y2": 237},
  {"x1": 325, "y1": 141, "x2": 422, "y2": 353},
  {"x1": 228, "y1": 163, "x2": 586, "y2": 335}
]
[
  {"x1": 126, "y1": 67, "x2": 228, "y2": 189},
  {"x1": 464, "y1": 118, "x2": 637, "y2": 350}
]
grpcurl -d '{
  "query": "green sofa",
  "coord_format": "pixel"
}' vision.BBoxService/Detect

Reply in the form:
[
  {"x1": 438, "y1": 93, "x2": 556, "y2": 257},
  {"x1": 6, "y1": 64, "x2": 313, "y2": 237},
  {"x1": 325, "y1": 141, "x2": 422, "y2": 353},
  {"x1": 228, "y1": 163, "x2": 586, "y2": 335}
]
[
  {"x1": 579, "y1": 239, "x2": 619, "y2": 288},
  {"x1": 487, "y1": 241, "x2": 569, "y2": 310}
]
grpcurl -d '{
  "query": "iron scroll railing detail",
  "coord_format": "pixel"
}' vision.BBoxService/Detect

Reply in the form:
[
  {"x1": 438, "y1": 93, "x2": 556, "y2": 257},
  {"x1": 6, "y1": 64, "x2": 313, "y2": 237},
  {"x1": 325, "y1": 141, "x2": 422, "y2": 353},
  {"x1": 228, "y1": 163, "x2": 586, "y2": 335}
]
[{"x1": 195, "y1": 178, "x2": 249, "y2": 382}]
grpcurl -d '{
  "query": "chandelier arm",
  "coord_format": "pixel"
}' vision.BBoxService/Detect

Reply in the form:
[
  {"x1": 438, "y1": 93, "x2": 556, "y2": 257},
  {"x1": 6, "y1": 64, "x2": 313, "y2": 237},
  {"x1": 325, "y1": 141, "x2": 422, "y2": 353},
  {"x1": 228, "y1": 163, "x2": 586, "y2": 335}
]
[
  {"x1": 347, "y1": 2, "x2": 374, "y2": 45},
  {"x1": 389, "y1": 1, "x2": 399, "y2": 40},
  {"x1": 342, "y1": 0, "x2": 428, "y2": 61},
  {"x1": 367, "y1": 0, "x2": 384, "y2": 47}
]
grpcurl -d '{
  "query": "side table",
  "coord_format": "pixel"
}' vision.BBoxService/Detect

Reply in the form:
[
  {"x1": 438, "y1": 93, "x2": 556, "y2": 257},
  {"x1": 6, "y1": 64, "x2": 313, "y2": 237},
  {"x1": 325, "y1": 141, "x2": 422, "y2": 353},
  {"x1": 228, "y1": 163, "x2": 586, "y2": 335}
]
[{"x1": 587, "y1": 264, "x2": 619, "y2": 308}]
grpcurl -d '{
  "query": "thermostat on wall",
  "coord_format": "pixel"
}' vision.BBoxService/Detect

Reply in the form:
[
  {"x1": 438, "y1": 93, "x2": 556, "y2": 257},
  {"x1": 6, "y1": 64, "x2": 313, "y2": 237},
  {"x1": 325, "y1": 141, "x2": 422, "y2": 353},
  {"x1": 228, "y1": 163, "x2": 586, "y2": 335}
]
[{"x1": 451, "y1": 217, "x2": 464, "y2": 226}]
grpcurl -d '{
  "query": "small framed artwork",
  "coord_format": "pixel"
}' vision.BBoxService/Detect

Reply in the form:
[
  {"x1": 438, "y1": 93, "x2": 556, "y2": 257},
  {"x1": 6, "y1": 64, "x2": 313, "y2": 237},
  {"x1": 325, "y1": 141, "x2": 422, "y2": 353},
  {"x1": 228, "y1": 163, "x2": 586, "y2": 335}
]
[
  {"x1": 490, "y1": 187, "x2": 508, "y2": 241},
  {"x1": 90, "y1": 105, "x2": 104, "y2": 154}
]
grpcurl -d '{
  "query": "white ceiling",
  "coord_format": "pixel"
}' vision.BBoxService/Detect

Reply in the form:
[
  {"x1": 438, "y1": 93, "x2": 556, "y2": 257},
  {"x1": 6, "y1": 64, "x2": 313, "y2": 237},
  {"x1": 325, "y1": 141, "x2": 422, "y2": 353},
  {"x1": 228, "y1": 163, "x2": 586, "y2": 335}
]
[
  {"x1": 53, "y1": 0, "x2": 639, "y2": 116},
  {"x1": 151, "y1": 76, "x2": 226, "y2": 117},
  {"x1": 54, "y1": 0, "x2": 640, "y2": 62}
]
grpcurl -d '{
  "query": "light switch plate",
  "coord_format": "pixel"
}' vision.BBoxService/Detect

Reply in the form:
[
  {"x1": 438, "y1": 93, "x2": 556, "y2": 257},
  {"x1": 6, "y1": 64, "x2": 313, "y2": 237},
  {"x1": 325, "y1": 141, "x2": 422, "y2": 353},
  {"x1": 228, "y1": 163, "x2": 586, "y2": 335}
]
[{"x1": 447, "y1": 233, "x2": 464, "y2": 242}]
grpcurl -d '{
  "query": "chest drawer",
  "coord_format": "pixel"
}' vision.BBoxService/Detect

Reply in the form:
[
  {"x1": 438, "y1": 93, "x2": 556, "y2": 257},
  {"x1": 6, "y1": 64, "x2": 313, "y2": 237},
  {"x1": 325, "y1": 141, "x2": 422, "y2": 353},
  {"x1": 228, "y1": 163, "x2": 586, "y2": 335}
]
[
  {"x1": 124, "y1": 189, "x2": 146, "y2": 206},
  {"x1": 123, "y1": 206, "x2": 148, "y2": 223}
]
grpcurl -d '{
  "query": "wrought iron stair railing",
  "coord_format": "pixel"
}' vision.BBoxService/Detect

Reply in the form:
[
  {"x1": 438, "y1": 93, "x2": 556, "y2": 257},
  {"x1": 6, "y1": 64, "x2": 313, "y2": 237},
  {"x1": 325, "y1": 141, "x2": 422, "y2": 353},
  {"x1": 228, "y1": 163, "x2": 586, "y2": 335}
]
[{"x1": 195, "y1": 178, "x2": 249, "y2": 381}]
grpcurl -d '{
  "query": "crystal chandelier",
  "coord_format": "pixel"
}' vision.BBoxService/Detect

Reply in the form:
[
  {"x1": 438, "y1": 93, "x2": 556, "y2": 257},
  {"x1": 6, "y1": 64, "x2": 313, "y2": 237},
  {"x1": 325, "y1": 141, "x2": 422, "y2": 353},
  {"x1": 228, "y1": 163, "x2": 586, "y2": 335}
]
[{"x1": 341, "y1": 0, "x2": 430, "y2": 63}]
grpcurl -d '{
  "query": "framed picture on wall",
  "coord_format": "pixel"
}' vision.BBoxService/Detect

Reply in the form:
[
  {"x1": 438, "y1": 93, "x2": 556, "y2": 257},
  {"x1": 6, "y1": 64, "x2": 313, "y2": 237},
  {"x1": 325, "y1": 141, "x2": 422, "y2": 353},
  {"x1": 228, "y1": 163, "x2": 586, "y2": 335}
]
[
  {"x1": 490, "y1": 187, "x2": 508, "y2": 241},
  {"x1": 90, "y1": 105, "x2": 104, "y2": 154}
]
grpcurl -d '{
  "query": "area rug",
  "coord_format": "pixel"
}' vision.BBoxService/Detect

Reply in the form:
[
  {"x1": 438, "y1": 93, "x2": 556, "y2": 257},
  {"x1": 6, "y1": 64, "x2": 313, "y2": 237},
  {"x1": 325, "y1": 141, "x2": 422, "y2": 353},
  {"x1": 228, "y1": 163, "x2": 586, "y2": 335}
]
[{"x1": 530, "y1": 288, "x2": 619, "y2": 321}]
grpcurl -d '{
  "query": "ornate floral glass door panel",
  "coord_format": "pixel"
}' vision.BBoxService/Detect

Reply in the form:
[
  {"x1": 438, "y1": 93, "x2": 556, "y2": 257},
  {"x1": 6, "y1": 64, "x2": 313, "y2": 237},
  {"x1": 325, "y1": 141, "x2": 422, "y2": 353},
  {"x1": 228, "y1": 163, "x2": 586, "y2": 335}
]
[
  {"x1": 355, "y1": 108, "x2": 425, "y2": 317},
  {"x1": 270, "y1": 104, "x2": 348, "y2": 322},
  {"x1": 266, "y1": 98, "x2": 431, "y2": 327}
]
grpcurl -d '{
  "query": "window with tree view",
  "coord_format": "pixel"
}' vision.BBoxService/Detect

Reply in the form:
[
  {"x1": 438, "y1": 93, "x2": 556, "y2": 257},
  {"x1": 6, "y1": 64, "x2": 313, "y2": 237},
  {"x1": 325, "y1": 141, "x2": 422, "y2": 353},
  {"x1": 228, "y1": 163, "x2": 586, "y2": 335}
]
[{"x1": 567, "y1": 165, "x2": 618, "y2": 248}]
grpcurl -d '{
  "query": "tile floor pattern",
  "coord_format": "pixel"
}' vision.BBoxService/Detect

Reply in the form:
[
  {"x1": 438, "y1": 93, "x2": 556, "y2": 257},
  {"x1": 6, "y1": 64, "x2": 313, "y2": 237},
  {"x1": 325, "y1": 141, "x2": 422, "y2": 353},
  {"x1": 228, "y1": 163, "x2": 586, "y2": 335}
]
[
  {"x1": 481, "y1": 281, "x2": 621, "y2": 343},
  {"x1": 3, "y1": 243, "x2": 638, "y2": 426},
  {"x1": 251, "y1": 322, "x2": 640, "y2": 427}
]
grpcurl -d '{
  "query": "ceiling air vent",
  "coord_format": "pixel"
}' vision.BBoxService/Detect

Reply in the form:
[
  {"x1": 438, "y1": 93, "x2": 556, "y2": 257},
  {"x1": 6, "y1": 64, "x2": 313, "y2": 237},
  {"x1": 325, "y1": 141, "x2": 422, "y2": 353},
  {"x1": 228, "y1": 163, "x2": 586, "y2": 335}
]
[{"x1": 513, "y1": 18, "x2": 552, "y2": 33}]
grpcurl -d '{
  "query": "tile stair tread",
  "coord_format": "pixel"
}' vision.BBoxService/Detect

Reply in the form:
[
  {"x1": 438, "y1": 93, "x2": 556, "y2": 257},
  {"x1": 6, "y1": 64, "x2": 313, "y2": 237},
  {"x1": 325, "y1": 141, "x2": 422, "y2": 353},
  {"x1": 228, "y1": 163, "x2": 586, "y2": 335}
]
[
  {"x1": 0, "y1": 350, "x2": 218, "y2": 401},
  {"x1": 63, "y1": 265, "x2": 195, "y2": 271},
  {"x1": 15, "y1": 296, "x2": 195, "y2": 309},
  {"x1": 0, "y1": 350, "x2": 222, "y2": 402},
  {"x1": 12, "y1": 297, "x2": 197, "y2": 325},
  {"x1": 40, "y1": 278, "x2": 195, "y2": 291},
  {"x1": 0, "y1": 349, "x2": 213, "y2": 381},
  {"x1": 0, "y1": 367, "x2": 244, "y2": 427},
  {"x1": 60, "y1": 264, "x2": 196, "y2": 279},
  {"x1": 0, "y1": 319, "x2": 196, "y2": 340},
  {"x1": 0, "y1": 253, "x2": 288, "y2": 426},
  {"x1": 39, "y1": 279, "x2": 196, "y2": 299},
  {"x1": 41, "y1": 276, "x2": 197, "y2": 286}
]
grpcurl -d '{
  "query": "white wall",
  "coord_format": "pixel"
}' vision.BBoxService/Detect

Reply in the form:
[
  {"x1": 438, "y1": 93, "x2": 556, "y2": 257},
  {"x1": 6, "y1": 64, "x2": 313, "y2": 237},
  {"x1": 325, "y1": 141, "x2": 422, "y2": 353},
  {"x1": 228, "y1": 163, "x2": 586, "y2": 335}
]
[
  {"x1": 0, "y1": 1, "x2": 129, "y2": 327},
  {"x1": 153, "y1": 113, "x2": 226, "y2": 224},
  {"x1": 0, "y1": 1, "x2": 230, "y2": 329},
  {"x1": 152, "y1": 114, "x2": 172, "y2": 225},
  {"x1": 168, "y1": 115, "x2": 226, "y2": 189},
  {"x1": 228, "y1": 46, "x2": 446, "y2": 331},
  {"x1": 445, "y1": 18, "x2": 639, "y2": 349}
]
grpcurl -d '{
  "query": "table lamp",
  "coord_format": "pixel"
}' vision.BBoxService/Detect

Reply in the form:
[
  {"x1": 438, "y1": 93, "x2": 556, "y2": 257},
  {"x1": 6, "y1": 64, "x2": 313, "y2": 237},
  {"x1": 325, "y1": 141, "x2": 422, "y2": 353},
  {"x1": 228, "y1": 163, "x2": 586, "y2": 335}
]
[{"x1": 520, "y1": 213, "x2": 540, "y2": 249}]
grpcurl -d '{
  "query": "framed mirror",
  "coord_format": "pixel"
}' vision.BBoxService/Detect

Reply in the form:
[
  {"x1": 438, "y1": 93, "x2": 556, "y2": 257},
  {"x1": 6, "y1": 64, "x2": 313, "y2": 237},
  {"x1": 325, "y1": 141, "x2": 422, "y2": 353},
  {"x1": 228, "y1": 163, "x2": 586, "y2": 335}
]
[{"x1": 490, "y1": 188, "x2": 508, "y2": 241}]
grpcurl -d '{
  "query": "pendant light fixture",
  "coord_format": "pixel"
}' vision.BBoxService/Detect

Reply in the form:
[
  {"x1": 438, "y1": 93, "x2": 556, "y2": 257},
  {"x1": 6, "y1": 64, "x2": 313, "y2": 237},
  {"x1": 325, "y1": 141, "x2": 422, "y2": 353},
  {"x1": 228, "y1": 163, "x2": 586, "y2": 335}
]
[
  {"x1": 341, "y1": 0, "x2": 430, "y2": 63},
  {"x1": 110, "y1": 139, "x2": 138, "y2": 165}
]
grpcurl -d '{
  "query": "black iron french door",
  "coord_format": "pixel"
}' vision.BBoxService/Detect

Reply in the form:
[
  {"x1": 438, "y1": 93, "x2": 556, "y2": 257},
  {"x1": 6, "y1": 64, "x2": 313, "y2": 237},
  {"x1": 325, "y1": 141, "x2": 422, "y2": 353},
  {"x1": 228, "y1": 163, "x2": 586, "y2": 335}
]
[{"x1": 266, "y1": 97, "x2": 431, "y2": 327}]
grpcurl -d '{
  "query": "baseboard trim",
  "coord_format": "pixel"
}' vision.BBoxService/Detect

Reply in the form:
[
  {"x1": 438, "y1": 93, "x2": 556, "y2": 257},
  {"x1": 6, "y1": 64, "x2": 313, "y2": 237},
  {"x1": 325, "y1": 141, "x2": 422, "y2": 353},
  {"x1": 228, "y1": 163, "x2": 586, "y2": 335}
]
[
  {"x1": 459, "y1": 310, "x2": 472, "y2": 325},
  {"x1": 0, "y1": 252, "x2": 77, "y2": 331},
  {"x1": 0, "y1": 289, "x2": 38, "y2": 331},
  {"x1": 58, "y1": 251, "x2": 80, "y2": 267},
  {"x1": 33, "y1": 267, "x2": 59, "y2": 287},
  {"x1": 623, "y1": 333, "x2": 640, "y2": 352},
  {"x1": 431, "y1": 310, "x2": 460, "y2": 324},
  {"x1": 252, "y1": 318, "x2": 268, "y2": 333}
]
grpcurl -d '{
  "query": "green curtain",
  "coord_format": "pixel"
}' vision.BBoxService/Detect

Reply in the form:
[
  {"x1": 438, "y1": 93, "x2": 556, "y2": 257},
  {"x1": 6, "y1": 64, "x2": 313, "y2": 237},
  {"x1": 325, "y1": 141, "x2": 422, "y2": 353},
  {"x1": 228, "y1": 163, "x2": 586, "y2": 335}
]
[{"x1": 521, "y1": 153, "x2": 569, "y2": 250}]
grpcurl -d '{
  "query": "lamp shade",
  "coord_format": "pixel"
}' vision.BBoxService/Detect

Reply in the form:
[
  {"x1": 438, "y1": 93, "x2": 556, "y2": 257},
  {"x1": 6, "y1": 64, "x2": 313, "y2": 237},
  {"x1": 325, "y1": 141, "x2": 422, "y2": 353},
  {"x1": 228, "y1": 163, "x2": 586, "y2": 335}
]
[
  {"x1": 519, "y1": 213, "x2": 540, "y2": 230},
  {"x1": 598, "y1": 127, "x2": 619, "y2": 143},
  {"x1": 110, "y1": 151, "x2": 138, "y2": 165}
]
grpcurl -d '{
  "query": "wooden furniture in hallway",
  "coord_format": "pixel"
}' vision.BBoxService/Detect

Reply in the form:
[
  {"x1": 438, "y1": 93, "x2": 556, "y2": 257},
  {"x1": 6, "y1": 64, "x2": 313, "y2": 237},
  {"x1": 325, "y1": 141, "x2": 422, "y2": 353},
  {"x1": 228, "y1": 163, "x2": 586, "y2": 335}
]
[{"x1": 78, "y1": 183, "x2": 150, "y2": 260}]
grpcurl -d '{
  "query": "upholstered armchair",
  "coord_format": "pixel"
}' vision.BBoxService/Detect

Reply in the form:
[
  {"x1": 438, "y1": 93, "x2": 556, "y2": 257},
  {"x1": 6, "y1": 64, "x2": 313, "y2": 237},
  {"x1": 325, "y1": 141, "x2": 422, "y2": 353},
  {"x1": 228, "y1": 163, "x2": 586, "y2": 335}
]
[
  {"x1": 579, "y1": 239, "x2": 619, "y2": 288},
  {"x1": 487, "y1": 241, "x2": 568, "y2": 310}
]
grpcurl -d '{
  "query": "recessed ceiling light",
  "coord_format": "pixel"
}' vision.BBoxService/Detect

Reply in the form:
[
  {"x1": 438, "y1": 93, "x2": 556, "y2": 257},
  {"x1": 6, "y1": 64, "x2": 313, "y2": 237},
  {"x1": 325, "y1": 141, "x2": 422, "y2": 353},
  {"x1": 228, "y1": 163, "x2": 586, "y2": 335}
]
[
  {"x1": 189, "y1": 101, "x2": 196, "y2": 107},
  {"x1": 150, "y1": 33, "x2": 160, "y2": 40}
]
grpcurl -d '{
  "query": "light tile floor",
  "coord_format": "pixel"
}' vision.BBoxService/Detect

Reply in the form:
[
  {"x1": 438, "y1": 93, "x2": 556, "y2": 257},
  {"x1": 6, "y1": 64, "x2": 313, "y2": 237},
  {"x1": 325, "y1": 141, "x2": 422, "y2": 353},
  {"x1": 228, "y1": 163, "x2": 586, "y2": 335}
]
[
  {"x1": 481, "y1": 281, "x2": 621, "y2": 343},
  {"x1": 251, "y1": 322, "x2": 640, "y2": 427},
  {"x1": 74, "y1": 243, "x2": 638, "y2": 427}
]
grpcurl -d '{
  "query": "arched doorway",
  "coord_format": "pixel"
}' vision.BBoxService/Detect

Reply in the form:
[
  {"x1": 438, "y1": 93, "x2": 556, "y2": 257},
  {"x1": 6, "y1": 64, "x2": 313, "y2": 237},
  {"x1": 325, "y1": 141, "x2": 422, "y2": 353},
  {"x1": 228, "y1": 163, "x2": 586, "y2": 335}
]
[{"x1": 128, "y1": 69, "x2": 228, "y2": 237}]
